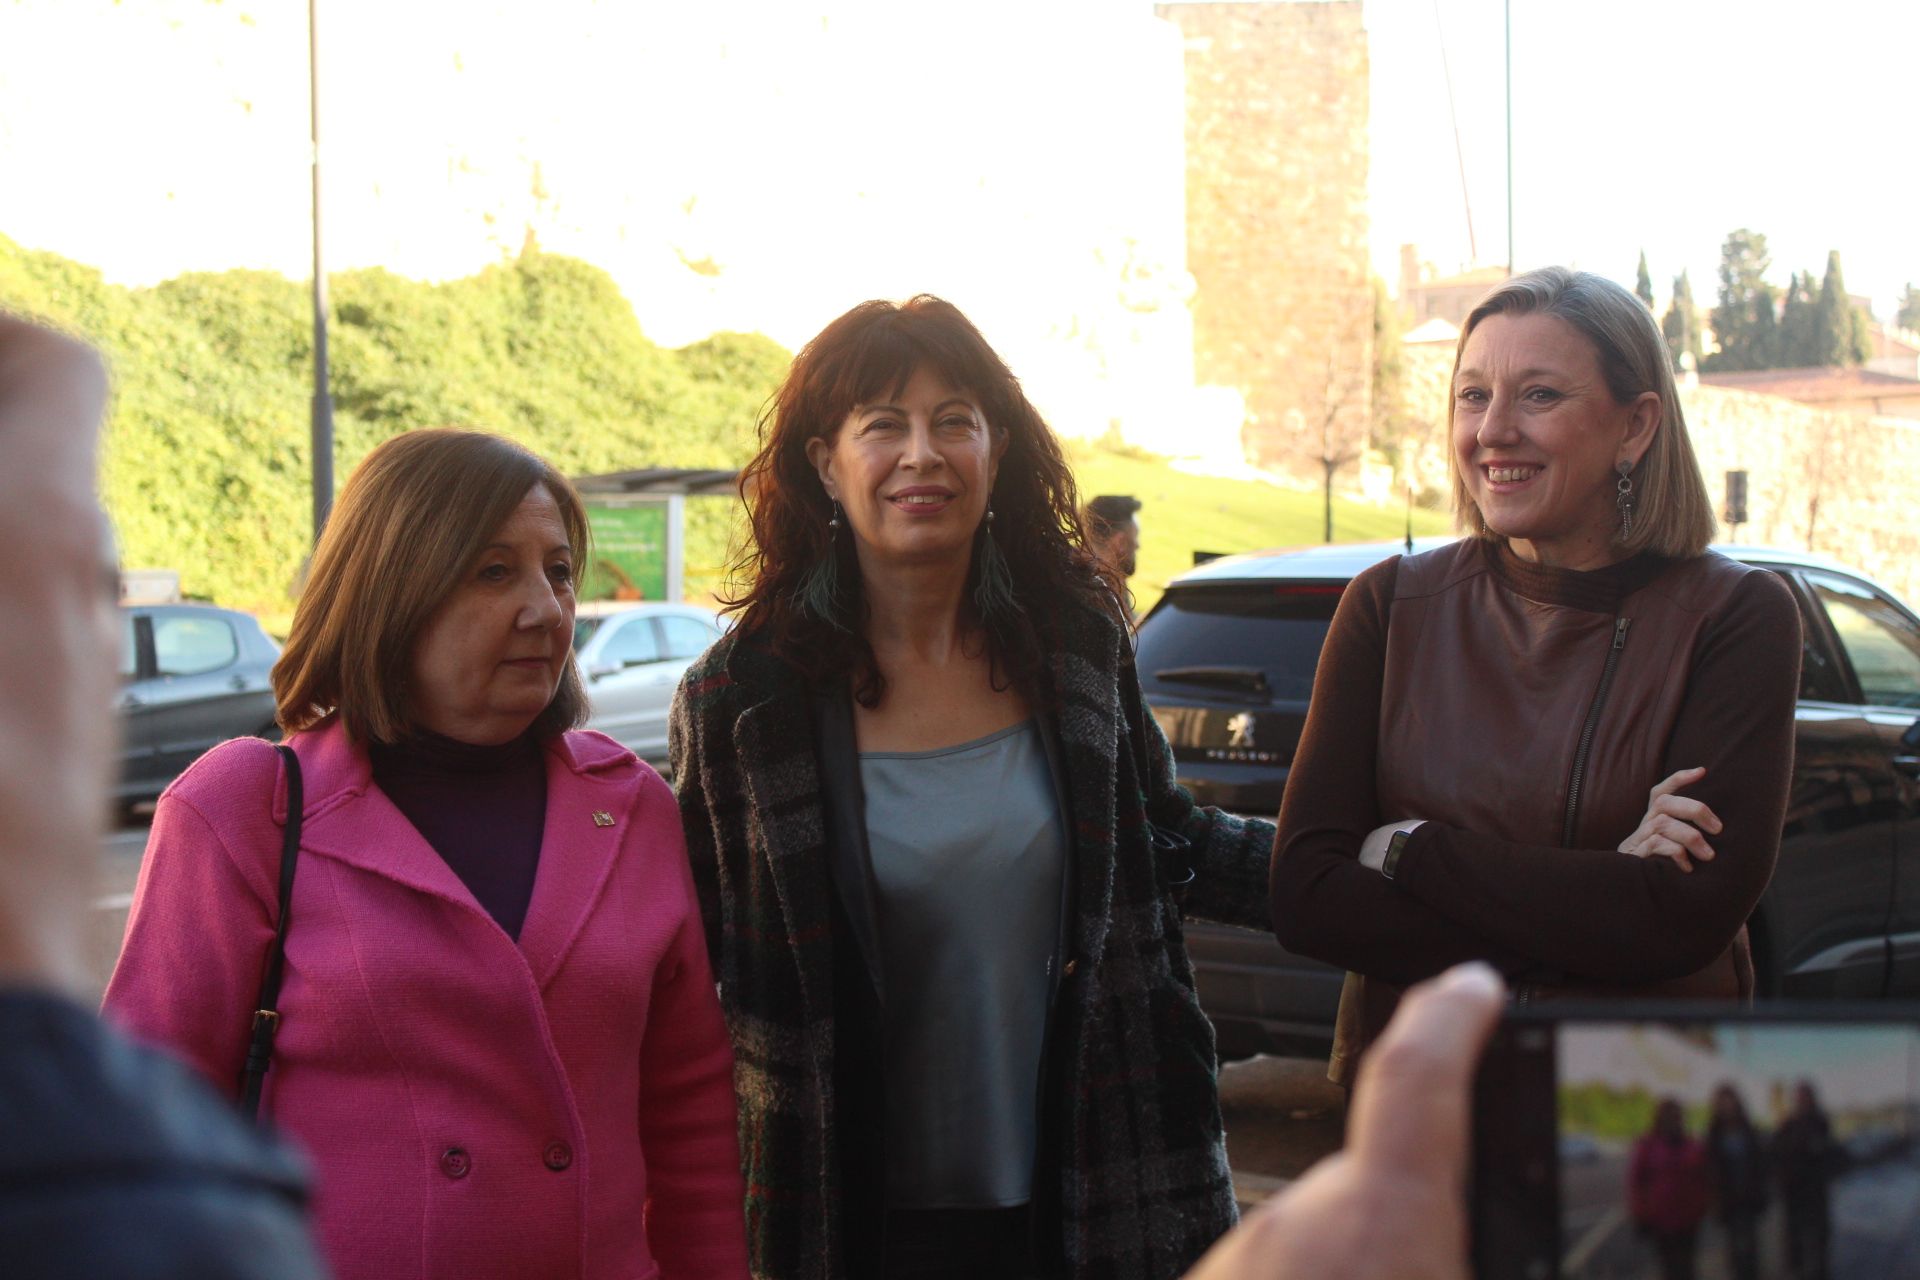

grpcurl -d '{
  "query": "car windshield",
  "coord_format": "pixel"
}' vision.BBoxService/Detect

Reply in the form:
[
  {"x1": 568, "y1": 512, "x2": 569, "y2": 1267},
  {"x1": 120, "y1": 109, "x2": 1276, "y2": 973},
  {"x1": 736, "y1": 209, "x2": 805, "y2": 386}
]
[
  {"x1": 573, "y1": 617, "x2": 604, "y2": 650},
  {"x1": 1136, "y1": 583, "x2": 1344, "y2": 705}
]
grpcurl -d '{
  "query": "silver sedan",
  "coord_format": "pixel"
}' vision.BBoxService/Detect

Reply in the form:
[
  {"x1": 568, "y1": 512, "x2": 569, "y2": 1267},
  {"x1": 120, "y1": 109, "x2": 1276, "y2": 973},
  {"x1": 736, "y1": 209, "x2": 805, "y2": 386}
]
[{"x1": 573, "y1": 602, "x2": 726, "y2": 769}]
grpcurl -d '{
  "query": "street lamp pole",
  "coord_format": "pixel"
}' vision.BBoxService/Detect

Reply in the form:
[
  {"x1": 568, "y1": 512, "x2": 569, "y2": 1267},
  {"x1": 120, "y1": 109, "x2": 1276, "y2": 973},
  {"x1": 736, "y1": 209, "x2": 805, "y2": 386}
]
[
  {"x1": 308, "y1": 0, "x2": 334, "y2": 546},
  {"x1": 1505, "y1": 0, "x2": 1514, "y2": 273}
]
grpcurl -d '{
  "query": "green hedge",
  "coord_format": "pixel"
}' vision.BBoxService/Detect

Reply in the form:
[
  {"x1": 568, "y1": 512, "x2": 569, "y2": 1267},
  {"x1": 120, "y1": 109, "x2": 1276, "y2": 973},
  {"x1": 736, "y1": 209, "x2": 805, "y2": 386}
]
[{"x1": 0, "y1": 235, "x2": 787, "y2": 616}]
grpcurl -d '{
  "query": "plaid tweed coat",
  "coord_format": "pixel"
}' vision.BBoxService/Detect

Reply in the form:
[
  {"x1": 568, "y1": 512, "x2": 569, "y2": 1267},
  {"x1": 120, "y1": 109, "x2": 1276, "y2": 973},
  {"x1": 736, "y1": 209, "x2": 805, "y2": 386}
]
[{"x1": 668, "y1": 601, "x2": 1275, "y2": 1280}]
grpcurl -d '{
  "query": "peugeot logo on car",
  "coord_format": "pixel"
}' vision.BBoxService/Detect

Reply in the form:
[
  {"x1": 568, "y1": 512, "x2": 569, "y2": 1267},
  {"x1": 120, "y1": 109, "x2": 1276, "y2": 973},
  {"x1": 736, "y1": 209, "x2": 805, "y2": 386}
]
[{"x1": 1227, "y1": 712, "x2": 1255, "y2": 749}]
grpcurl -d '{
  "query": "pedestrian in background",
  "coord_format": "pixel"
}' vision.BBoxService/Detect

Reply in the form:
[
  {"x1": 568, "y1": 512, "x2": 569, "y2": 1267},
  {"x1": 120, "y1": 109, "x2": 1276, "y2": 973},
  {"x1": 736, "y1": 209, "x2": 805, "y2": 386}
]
[
  {"x1": 1272, "y1": 267, "x2": 1801, "y2": 1086},
  {"x1": 1084, "y1": 492, "x2": 1142, "y2": 581},
  {"x1": 1774, "y1": 1081, "x2": 1838, "y2": 1280},
  {"x1": 1629, "y1": 1099, "x2": 1710, "y2": 1280},
  {"x1": 671, "y1": 295, "x2": 1275, "y2": 1279},
  {"x1": 1705, "y1": 1083, "x2": 1769, "y2": 1280},
  {"x1": 105, "y1": 429, "x2": 748, "y2": 1280}
]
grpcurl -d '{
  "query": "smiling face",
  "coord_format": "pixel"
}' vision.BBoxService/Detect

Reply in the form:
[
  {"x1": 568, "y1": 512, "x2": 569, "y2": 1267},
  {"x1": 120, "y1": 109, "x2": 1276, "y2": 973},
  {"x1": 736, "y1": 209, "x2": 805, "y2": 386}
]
[
  {"x1": 1452, "y1": 312, "x2": 1661, "y2": 570},
  {"x1": 805, "y1": 364, "x2": 1005, "y2": 576},
  {"x1": 406, "y1": 484, "x2": 576, "y2": 745}
]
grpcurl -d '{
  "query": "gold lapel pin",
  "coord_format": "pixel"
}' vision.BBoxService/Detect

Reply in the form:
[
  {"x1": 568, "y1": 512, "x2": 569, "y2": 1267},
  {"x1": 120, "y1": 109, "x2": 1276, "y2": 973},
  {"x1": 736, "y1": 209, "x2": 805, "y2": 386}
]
[{"x1": 592, "y1": 811, "x2": 614, "y2": 827}]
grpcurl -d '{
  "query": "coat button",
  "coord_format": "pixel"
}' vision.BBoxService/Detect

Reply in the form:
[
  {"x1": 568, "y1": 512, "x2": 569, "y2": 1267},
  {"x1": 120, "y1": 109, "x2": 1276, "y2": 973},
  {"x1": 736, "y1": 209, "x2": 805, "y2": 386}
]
[
  {"x1": 543, "y1": 1141, "x2": 573, "y2": 1172},
  {"x1": 440, "y1": 1147, "x2": 471, "y2": 1179},
  {"x1": 1063, "y1": 957, "x2": 1080, "y2": 978}
]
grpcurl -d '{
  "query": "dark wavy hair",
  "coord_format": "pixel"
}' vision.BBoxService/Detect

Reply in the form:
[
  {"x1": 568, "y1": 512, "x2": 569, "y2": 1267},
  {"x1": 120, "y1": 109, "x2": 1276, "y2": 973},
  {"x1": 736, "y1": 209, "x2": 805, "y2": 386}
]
[{"x1": 724, "y1": 295, "x2": 1123, "y2": 706}]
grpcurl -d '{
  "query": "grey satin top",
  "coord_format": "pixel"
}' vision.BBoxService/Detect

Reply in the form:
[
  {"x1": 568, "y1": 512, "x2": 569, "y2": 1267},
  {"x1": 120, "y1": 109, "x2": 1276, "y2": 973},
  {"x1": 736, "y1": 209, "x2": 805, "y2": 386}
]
[{"x1": 859, "y1": 720, "x2": 1066, "y2": 1208}]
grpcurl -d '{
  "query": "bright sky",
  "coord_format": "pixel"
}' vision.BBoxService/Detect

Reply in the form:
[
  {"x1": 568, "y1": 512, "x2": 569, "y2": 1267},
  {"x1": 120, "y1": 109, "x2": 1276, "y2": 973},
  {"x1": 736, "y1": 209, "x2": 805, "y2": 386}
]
[
  {"x1": 1710, "y1": 1023, "x2": 1920, "y2": 1085},
  {"x1": 1367, "y1": 0, "x2": 1920, "y2": 316},
  {"x1": 4, "y1": 0, "x2": 1914, "y2": 336}
]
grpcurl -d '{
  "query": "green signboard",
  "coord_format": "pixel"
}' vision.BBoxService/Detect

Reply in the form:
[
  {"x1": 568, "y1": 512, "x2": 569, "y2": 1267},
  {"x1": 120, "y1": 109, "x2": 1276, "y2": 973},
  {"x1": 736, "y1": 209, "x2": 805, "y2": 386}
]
[{"x1": 582, "y1": 501, "x2": 667, "y2": 602}]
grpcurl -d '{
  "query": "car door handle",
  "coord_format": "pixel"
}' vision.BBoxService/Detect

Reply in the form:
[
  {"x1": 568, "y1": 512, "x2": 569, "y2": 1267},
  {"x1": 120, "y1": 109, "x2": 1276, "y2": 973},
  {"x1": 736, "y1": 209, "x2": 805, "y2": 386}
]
[{"x1": 229, "y1": 674, "x2": 248, "y2": 691}]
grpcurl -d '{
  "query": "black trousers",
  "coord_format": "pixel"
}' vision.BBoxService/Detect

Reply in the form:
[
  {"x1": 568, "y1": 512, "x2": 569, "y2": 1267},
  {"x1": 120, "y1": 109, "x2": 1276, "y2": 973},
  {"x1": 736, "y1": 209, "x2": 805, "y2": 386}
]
[
  {"x1": 1649, "y1": 1226, "x2": 1698, "y2": 1280},
  {"x1": 883, "y1": 1205, "x2": 1043, "y2": 1280}
]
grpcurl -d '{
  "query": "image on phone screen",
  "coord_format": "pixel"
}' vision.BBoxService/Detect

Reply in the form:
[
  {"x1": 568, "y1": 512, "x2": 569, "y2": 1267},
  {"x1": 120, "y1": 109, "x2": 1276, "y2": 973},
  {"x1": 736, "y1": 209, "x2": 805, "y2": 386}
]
[{"x1": 1473, "y1": 1010, "x2": 1920, "y2": 1280}]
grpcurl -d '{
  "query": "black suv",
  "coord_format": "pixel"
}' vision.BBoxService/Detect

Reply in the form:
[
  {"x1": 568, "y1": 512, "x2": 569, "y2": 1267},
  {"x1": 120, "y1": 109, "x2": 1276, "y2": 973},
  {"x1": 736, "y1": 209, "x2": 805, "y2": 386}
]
[{"x1": 1139, "y1": 538, "x2": 1920, "y2": 1058}]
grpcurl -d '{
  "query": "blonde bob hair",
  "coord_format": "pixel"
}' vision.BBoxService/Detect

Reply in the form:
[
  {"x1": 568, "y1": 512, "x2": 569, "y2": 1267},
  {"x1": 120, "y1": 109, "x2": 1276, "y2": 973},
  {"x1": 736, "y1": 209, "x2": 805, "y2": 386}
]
[
  {"x1": 1449, "y1": 266, "x2": 1716, "y2": 558},
  {"x1": 273, "y1": 429, "x2": 591, "y2": 743}
]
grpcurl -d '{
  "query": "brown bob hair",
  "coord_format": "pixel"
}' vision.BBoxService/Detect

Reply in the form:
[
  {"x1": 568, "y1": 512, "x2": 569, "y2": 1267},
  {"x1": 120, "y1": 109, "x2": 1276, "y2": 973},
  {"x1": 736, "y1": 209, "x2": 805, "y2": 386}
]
[
  {"x1": 726, "y1": 295, "x2": 1122, "y2": 705},
  {"x1": 1449, "y1": 266, "x2": 1716, "y2": 558},
  {"x1": 273, "y1": 429, "x2": 591, "y2": 743}
]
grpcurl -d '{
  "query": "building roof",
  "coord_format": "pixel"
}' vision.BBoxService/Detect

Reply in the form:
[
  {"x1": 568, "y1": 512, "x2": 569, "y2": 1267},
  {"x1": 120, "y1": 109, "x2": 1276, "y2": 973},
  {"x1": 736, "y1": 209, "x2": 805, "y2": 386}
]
[
  {"x1": 1402, "y1": 317, "x2": 1461, "y2": 346},
  {"x1": 1411, "y1": 265, "x2": 1510, "y2": 292},
  {"x1": 1698, "y1": 366, "x2": 1920, "y2": 404},
  {"x1": 1870, "y1": 322, "x2": 1920, "y2": 357}
]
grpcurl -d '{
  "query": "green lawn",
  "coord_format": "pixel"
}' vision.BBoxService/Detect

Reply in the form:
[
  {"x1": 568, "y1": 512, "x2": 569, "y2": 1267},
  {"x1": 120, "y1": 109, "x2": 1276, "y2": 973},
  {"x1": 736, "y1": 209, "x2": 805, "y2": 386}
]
[{"x1": 1066, "y1": 444, "x2": 1455, "y2": 614}]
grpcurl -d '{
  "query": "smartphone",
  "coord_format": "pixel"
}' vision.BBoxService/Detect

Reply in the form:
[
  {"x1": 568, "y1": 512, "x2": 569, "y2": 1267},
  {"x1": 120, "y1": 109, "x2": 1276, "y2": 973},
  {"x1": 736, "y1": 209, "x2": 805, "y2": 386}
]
[{"x1": 1471, "y1": 1001, "x2": 1920, "y2": 1280}]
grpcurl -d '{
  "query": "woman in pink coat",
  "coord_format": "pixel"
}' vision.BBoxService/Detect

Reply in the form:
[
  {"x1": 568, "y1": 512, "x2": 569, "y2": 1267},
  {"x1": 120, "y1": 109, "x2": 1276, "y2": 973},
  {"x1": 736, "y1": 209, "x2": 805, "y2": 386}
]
[
  {"x1": 1629, "y1": 1098, "x2": 1711, "y2": 1280},
  {"x1": 104, "y1": 430, "x2": 748, "y2": 1280}
]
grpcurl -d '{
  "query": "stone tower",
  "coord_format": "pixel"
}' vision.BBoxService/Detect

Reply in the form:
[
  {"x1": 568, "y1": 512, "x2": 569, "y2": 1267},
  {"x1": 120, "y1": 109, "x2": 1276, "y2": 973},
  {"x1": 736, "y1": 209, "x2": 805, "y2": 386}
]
[{"x1": 1154, "y1": 1, "x2": 1372, "y2": 476}]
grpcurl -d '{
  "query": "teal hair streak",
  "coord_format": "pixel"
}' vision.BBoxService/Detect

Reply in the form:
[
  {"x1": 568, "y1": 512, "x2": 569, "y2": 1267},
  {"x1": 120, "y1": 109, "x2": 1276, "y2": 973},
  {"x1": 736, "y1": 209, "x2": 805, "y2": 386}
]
[{"x1": 796, "y1": 501, "x2": 851, "y2": 631}]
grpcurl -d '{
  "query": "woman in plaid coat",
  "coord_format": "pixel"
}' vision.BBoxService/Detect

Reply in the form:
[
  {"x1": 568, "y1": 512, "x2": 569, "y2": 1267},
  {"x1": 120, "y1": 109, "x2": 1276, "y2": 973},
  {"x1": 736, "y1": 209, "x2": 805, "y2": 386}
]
[{"x1": 670, "y1": 296, "x2": 1275, "y2": 1280}]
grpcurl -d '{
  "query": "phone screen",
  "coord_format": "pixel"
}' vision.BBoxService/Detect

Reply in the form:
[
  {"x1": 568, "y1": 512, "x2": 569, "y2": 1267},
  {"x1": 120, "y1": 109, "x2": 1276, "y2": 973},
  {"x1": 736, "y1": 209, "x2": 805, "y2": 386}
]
[{"x1": 1472, "y1": 1006, "x2": 1920, "y2": 1280}]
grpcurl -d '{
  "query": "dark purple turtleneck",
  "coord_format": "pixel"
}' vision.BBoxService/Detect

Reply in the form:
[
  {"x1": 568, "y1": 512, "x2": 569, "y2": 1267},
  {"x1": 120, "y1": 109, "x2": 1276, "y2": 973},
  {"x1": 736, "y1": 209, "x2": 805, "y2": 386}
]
[{"x1": 368, "y1": 731, "x2": 547, "y2": 940}]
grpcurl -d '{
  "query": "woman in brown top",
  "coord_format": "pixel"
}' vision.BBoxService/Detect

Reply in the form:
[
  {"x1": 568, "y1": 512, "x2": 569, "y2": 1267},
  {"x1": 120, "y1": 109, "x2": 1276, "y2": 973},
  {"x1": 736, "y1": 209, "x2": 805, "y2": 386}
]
[{"x1": 1271, "y1": 266, "x2": 1801, "y2": 1085}]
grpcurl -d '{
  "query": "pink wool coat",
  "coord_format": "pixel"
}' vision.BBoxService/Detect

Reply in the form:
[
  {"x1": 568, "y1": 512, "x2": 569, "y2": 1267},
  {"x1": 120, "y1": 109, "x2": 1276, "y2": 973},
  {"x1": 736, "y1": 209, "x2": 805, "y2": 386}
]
[{"x1": 103, "y1": 720, "x2": 748, "y2": 1280}]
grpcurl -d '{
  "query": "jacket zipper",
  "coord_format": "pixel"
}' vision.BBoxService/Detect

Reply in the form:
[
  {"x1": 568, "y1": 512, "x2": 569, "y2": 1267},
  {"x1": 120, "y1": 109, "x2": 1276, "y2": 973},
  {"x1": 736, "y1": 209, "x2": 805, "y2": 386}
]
[{"x1": 1560, "y1": 616, "x2": 1631, "y2": 847}]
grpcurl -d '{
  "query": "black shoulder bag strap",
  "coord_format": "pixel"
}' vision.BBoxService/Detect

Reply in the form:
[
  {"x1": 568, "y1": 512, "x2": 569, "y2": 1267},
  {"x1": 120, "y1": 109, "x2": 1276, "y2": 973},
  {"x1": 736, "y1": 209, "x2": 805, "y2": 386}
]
[{"x1": 239, "y1": 743, "x2": 303, "y2": 1122}]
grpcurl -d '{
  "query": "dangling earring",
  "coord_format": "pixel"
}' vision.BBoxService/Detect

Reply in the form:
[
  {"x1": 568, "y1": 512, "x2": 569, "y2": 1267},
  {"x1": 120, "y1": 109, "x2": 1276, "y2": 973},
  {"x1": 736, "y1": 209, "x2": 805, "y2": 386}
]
[
  {"x1": 972, "y1": 504, "x2": 1021, "y2": 625},
  {"x1": 797, "y1": 500, "x2": 848, "y2": 629},
  {"x1": 1615, "y1": 461, "x2": 1636, "y2": 541}
]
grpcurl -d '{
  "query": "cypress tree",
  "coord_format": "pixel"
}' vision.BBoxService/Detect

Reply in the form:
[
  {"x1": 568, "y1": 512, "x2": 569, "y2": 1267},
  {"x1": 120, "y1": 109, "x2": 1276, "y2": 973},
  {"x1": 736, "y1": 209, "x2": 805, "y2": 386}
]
[
  {"x1": 1849, "y1": 307, "x2": 1873, "y2": 365},
  {"x1": 1813, "y1": 251, "x2": 1854, "y2": 367},
  {"x1": 1635, "y1": 251, "x2": 1655, "y2": 309},
  {"x1": 1709, "y1": 229, "x2": 1773, "y2": 371},
  {"x1": 1661, "y1": 270, "x2": 1702, "y2": 373},
  {"x1": 1749, "y1": 283, "x2": 1780, "y2": 371},
  {"x1": 1778, "y1": 272, "x2": 1818, "y2": 367},
  {"x1": 1898, "y1": 284, "x2": 1920, "y2": 333}
]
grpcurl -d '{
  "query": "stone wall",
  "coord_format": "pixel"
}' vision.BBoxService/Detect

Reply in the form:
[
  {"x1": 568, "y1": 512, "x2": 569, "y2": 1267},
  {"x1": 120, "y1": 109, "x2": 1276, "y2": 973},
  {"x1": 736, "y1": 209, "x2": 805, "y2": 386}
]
[
  {"x1": 1685, "y1": 385, "x2": 1920, "y2": 603},
  {"x1": 1156, "y1": 1, "x2": 1372, "y2": 477}
]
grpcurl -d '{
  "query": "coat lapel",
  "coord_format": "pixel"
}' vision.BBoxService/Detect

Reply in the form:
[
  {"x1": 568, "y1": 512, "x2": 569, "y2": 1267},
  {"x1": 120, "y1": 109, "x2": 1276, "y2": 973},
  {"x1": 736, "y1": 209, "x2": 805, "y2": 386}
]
[
  {"x1": 293, "y1": 723, "x2": 488, "y2": 919},
  {"x1": 1048, "y1": 605, "x2": 1128, "y2": 974},
  {"x1": 515, "y1": 737, "x2": 635, "y2": 991},
  {"x1": 291, "y1": 719, "x2": 632, "y2": 990},
  {"x1": 812, "y1": 687, "x2": 885, "y2": 1004},
  {"x1": 725, "y1": 639, "x2": 838, "y2": 1034}
]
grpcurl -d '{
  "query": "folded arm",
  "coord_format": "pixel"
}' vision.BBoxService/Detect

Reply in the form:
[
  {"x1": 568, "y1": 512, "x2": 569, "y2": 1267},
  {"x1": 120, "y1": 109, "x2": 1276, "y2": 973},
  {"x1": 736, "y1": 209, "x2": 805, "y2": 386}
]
[
  {"x1": 1389, "y1": 570, "x2": 1801, "y2": 984},
  {"x1": 1270, "y1": 560, "x2": 1538, "y2": 986}
]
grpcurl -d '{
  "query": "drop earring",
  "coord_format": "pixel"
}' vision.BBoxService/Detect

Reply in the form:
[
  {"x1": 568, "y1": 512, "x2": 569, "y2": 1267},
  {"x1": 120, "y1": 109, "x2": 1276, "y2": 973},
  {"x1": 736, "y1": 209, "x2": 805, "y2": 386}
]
[
  {"x1": 796, "y1": 499, "x2": 848, "y2": 628},
  {"x1": 1615, "y1": 460, "x2": 1636, "y2": 541},
  {"x1": 972, "y1": 503, "x2": 1021, "y2": 625}
]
